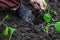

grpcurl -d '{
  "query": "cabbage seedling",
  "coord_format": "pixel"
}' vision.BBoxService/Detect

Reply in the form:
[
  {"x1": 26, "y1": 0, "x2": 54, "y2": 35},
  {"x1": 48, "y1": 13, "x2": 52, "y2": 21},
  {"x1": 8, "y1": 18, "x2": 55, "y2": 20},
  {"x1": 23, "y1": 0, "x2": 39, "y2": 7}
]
[
  {"x1": 0, "y1": 15, "x2": 16, "y2": 40},
  {"x1": 8, "y1": 27, "x2": 16, "y2": 40},
  {"x1": 3, "y1": 23, "x2": 16, "y2": 40},
  {"x1": 3, "y1": 24, "x2": 16, "y2": 40},
  {"x1": 43, "y1": 13, "x2": 52, "y2": 36},
  {"x1": 43, "y1": 13, "x2": 60, "y2": 36}
]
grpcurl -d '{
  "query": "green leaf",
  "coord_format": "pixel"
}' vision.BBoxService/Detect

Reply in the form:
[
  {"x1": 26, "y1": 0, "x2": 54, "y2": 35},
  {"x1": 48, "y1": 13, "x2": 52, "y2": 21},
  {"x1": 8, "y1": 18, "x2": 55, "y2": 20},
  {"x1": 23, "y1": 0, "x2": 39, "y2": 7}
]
[
  {"x1": 3, "y1": 27, "x2": 9, "y2": 36},
  {"x1": 51, "y1": 10, "x2": 58, "y2": 15},
  {"x1": 0, "y1": 15, "x2": 9, "y2": 24},
  {"x1": 53, "y1": 11, "x2": 58, "y2": 15},
  {"x1": 43, "y1": 13, "x2": 51, "y2": 23},
  {"x1": 8, "y1": 27, "x2": 16, "y2": 34},
  {"x1": 4, "y1": 15, "x2": 9, "y2": 19},
  {"x1": 2, "y1": 15, "x2": 9, "y2": 23},
  {"x1": 55, "y1": 22, "x2": 60, "y2": 32}
]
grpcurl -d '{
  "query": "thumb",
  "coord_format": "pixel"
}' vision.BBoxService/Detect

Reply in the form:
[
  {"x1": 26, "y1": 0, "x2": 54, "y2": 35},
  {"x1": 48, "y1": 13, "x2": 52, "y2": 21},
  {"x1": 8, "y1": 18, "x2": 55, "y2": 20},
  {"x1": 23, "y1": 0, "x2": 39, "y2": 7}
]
[{"x1": 39, "y1": 0, "x2": 46, "y2": 10}]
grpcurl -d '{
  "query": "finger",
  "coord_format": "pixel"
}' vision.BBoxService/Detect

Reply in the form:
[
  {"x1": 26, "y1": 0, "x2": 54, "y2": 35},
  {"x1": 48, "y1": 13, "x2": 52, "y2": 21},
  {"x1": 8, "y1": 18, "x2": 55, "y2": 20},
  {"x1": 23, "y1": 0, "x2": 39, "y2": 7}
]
[
  {"x1": 39, "y1": 0, "x2": 46, "y2": 9},
  {"x1": 30, "y1": 1, "x2": 40, "y2": 9},
  {"x1": 33, "y1": 3, "x2": 40, "y2": 9},
  {"x1": 42, "y1": 0, "x2": 46, "y2": 6}
]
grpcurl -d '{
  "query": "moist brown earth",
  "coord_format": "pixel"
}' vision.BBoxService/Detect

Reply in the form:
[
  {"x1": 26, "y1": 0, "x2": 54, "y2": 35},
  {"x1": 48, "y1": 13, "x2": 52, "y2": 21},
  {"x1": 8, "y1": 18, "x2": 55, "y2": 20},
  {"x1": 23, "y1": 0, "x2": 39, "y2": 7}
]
[{"x1": 0, "y1": 0, "x2": 60, "y2": 40}]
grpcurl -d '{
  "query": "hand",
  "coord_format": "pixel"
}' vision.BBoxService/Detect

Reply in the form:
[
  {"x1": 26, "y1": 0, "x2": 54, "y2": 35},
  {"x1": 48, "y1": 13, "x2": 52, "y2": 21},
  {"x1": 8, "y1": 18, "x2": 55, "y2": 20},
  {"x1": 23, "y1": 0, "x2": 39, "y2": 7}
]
[{"x1": 30, "y1": 0, "x2": 46, "y2": 10}]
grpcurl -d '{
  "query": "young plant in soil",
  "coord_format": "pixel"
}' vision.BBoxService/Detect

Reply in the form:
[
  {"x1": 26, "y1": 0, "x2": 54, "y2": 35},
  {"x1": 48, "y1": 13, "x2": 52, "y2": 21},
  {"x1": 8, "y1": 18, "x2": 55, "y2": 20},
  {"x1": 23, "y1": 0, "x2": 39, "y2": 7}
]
[
  {"x1": 8, "y1": 27, "x2": 16, "y2": 40},
  {"x1": 43, "y1": 13, "x2": 60, "y2": 36},
  {"x1": 3, "y1": 23, "x2": 16, "y2": 40},
  {"x1": 0, "y1": 15, "x2": 16, "y2": 40}
]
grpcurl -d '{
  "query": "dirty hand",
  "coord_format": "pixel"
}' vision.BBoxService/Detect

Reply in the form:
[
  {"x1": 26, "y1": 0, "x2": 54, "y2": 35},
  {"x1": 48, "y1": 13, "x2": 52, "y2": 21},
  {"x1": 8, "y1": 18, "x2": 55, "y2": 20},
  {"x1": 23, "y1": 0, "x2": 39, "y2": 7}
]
[{"x1": 30, "y1": 0, "x2": 46, "y2": 10}]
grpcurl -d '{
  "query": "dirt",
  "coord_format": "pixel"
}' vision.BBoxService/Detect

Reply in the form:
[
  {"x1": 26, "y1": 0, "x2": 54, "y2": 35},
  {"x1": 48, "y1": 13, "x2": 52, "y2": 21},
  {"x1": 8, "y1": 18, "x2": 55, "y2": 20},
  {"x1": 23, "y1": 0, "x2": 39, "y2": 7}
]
[{"x1": 0, "y1": 0, "x2": 60, "y2": 40}]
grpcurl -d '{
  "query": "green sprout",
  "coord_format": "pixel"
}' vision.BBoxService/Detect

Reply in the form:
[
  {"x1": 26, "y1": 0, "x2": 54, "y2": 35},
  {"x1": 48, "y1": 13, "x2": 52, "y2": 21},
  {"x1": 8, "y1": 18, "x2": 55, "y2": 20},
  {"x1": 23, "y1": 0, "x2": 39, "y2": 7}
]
[
  {"x1": 0, "y1": 15, "x2": 16, "y2": 40},
  {"x1": 0, "y1": 15, "x2": 9, "y2": 24},
  {"x1": 8, "y1": 27, "x2": 16, "y2": 40},
  {"x1": 3, "y1": 25, "x2": 16, "y2": 40},
  {"x1": 43, "y1": 13, "x2": 60, "y2": 36},
  {"x1": 43, "y1": 13, "x2": 52, "y2": 36},
  {"x1": 3, "y1": 23, "x2": 16, "y2": 40}
]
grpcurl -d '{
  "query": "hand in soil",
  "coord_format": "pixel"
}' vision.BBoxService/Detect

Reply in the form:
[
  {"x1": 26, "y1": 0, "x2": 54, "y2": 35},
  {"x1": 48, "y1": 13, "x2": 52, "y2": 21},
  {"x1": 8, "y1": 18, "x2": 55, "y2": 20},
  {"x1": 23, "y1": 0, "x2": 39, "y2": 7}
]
[{"x1": 30, "y1": 0, "x2": 46, "y2": 9}]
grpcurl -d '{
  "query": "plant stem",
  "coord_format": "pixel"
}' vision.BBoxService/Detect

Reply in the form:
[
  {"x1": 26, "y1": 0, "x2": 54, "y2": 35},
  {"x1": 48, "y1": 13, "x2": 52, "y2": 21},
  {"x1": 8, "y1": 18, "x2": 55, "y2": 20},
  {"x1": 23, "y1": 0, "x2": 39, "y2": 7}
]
[
  {"x1": 0, "y1": 15, "x2": 9, "y2": 24},
  {"x1": 0, "y1": 17, "x2": 7, "y2": 24},
  {"x1": 41, "y1": 24, "x2": 46, "y2": 32},
  {"x1": 48, "y1": 24, "x2": 55, "y2": 27},
  {"x1": 3, "y1": 23, "x2": 8, "y2": 28},
  {"x1": 45, "y1": 22, "x2": 55, "y2": 36},
  {"x1": 45, "y1": 22, "x2": 49, "y2": 36},
  {"x1": 9, "y1": 32, "x2": 13, "y2": 40}
]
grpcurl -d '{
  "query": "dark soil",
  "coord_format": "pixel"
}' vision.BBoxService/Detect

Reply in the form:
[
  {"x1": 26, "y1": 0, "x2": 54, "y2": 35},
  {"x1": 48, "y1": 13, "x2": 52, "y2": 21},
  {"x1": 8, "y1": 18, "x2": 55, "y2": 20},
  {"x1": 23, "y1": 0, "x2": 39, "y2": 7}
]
[{"x1": 0, "y1": 0, "x2": 60, "y2": 40}]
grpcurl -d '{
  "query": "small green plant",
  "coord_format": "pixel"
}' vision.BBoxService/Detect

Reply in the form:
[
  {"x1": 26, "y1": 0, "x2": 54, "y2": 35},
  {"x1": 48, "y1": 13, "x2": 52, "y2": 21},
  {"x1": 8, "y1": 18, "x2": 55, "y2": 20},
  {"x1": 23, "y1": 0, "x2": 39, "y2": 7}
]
[
  {"x1": 43, "y1": 13, "x2": 60, "y2": 36},
  {"x1": 8, "y1": 27, "x2": 16, "y2": 40},
  {"x1": 0, "y1": 15, "x2": 16, "y2": 40},
  {"x1": 0, "y1": 15, "x2": 9, "y2": 24},
  {"x1": 3, "y1": 25, "x2": 16, "y2": 40},
  {"x1": 3, "y1": 23, "x2": 16, "y2": 40}
]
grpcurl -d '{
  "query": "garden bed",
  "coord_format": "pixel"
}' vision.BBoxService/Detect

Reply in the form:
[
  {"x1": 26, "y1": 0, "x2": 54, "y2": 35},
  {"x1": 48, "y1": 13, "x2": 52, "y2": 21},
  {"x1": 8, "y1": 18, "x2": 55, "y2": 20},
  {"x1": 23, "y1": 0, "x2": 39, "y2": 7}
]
[{"x1": 0, "y1": 0, "x2": 60, "y2": 40}]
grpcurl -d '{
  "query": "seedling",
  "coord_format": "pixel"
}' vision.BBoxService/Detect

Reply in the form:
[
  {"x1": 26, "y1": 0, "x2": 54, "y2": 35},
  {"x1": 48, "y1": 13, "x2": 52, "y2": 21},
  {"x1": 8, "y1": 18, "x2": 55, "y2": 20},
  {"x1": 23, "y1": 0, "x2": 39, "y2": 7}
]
[
  {"x1": 3, "y1": 25, "x2": 16, "y2": 40},
  {"x1": 0, "y1": 15, "x2": 9, "y2": 24},
  {"x1": 43, "y1": 13, "x2": 60, "y2": 36},
  {"x1": 3, "y1": 23, "x2": 16, "y2": 40},
  {"x1": 8, "y1": 27, "x2": 16, "y2": 40},
  {"x1": 0, "y1": 15, "x2": 16, "y2": 40},
  {"x1": 43, "y1": 13, "x2": 52, "y2": 36}
]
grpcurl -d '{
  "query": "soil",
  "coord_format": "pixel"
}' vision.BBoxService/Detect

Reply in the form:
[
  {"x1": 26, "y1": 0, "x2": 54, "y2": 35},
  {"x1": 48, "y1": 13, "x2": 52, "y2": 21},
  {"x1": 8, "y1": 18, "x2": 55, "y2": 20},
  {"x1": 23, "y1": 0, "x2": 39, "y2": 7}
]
[{"x1": 0, "y1": 0, "x2": 60, "y2": 40}]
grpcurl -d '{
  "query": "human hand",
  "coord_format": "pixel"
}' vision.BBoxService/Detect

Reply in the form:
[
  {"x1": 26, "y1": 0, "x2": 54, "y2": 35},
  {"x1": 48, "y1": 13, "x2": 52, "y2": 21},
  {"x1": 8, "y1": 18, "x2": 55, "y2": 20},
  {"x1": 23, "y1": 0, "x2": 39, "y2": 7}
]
[{"x1": 30, "y1": 0, "x2": 46, "y2": 10}]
